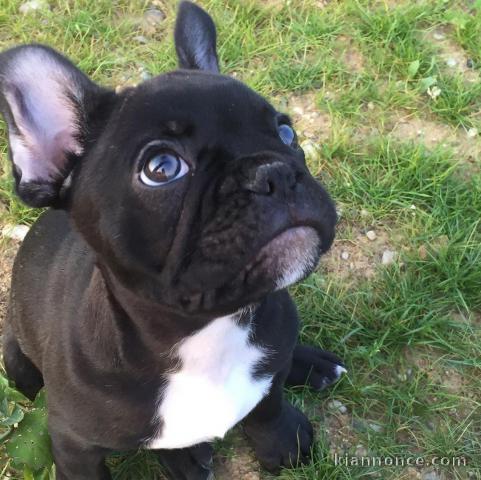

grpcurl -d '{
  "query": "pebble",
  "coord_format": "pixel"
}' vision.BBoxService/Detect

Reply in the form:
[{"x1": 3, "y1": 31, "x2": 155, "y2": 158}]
[
  {"x1": 433, "y1": 32, "x2": 445, "y2": 40},
  {"x1": 381, "y1": 250, "x2": 396, "y2": 265},
  {"x1": 300, "y1": 140, "x2": 321, "y2": 164},
  {"x1": 426, "y1": 420, "x2": 436, "y2": 431},
  {"x1": 366, "y1": 230, "x2": 377, "y2": 241},
  {"x1": 367, "y1": 101, "x2": 375, "y2": 110},
  {"x1": 141, "y1": 7, "x2": 166, "y2": 34},
  {"x1": 355, "y1": 444, "x2": 368, "y2": 457},
  {"x1": 19, "y1": 0, "x2": 48, "y2": 13},
  {"x1": 427, "y1": 86, "x2": 442, "y2": 100},
  {"x1": 360, "y1": 209, "x2": 369, "y2": 217},
  {"x1": 341, "y1": 251, "x2": 350, "y2": 260},
  {"x1": 140, "y1": 70, "x2": 152, "y2": 81},
  {"x1": 467, "y1": 58, "x2": 475, "y2": 69},
  {"x1": 292, "y1": 106, "x2": 304, "y2": 115},
  {"x1": 467, "y1": 127, "x2": 478, "y2": 138},
  {"x1": 368, "y1": 422, "x2": 384, "y2": 433},
  {"x1": 352, "y1": 419, "x2": 366, "y2": 432},
  {"x1": 422, "y1": 470, "x2": 441, "y2": 480},
  {"x1": 2, "y1": 224, "x2": 29, "y2": 241},
  {"x1": 133, "y1": 35, "x2": 149, "y2": 44},
  {"x1": 406, "y1": 467, "x2": 421, "y2": 479},
  {"x1": 303, "y1": 130, "x2": 315, "y2": 139},
  {"x1": 446, "y1": 58, "x2": 457, "y2": 68},
  {"x1": 352, "y1": 419, "x2": 383, "y2": 433},
  {"x1": 327, "y1": 400, "x2": 347, "y2": 414}
]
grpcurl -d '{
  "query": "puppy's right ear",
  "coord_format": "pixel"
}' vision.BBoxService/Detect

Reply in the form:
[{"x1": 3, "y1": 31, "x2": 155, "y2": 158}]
[{"x1": 0, "y1": 44, "x2": 111, "y2": 207}]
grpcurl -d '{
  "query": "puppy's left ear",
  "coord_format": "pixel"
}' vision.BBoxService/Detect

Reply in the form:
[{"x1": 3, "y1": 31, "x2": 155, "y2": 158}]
[{"x1": 174, "y1": 1, "x2": 220, "y2": 73}]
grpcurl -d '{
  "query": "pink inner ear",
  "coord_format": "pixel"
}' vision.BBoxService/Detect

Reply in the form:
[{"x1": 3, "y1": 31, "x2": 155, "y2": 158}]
[{"x1": 4, "y1": 48, "x2": 83, "y2": 184}]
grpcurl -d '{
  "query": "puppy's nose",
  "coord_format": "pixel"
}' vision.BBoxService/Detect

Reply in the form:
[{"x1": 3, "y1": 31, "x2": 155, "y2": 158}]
[{"x1": 242, "y1": 161, "x2": 296, "y2": 196}]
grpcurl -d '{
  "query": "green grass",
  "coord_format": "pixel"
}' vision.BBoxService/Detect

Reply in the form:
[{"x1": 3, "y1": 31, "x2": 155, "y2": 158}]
[{"x1": 1, "y1": 0, "x2": 481, "y2": 479}]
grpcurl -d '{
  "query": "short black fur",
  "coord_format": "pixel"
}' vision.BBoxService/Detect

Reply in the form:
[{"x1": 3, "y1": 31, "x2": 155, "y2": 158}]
[{"x1": 0, "y1": 2, "x2": 344, "y2": 478}]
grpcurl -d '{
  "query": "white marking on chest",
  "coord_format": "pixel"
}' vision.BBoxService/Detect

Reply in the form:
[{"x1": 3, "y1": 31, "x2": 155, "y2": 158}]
[{"x1": 147, "y1": 314, "x2": 272, "y2": 449}]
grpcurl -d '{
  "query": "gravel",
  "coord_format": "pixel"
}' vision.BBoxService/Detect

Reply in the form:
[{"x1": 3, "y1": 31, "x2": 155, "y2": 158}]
[
  {"x1": 381, "y1": 250, "x2": 396, "y2": 265},
  {"x1": 141, "y1": 7, "x2": 166, "y2": 34},
  {"x1": 422, "y1": 470, "x2": 441, "y2": 480},
  {"x1": 2, "y1": 224, "x2": 29, "y2": 242},
  {"x1": 368, "y1": 422, "x2": 384, "y2": 433},
  {"x1": 300, "y1": 140, "x2": 321, "y2": 164},
  {"x1": 19, "y1": 0, "x2": 48, "y2": 13},
  {"x1": 327, "y1": 400, "x2": 348, "y2": 414},
  {"x1": 133, "y1": 35, "x2": 149, "y2": 44},
  {"x1": 467, "y1": 127, "x2": 478, "y2": 138}
]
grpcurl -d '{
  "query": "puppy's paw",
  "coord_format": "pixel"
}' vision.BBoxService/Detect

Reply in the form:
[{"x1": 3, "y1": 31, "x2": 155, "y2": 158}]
[
  {"x1": 156, "y1": 442, "x2": 214, "y2": 480},
  {"x1": 286, "y1": 344, "x2": 346, "y2": 391},
  {"x1": 244, "y1": 401, "x2": 314, "y2": 473}
]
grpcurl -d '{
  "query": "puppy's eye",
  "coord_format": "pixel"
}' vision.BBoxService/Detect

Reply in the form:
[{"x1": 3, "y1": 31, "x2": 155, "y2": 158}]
[
  {"x1": 140, "y1": 152, "x2": 189, "y2": 186},
  {"x1": 278, "y1": 124, "x2": 295, "y2": 146}
]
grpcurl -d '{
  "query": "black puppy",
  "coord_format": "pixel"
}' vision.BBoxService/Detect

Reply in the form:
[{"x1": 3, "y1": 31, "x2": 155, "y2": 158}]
[{"x1": 0, "y1": 2, "x2": 345, "y2": 479}]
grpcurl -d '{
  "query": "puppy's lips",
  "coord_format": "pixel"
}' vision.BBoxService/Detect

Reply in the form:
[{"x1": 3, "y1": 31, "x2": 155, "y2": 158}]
[
  {"x1": 173, "y1": 226, "x2": 323, "y2": 312},
  {"x1": 244, "y1": 226, "x2": 321, "y2": 289}
]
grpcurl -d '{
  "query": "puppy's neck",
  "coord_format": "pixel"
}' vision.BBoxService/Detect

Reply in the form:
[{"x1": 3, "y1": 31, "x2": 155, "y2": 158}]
[{"x1": 86, "y1": 263, "x2": 258, "y2": 364}]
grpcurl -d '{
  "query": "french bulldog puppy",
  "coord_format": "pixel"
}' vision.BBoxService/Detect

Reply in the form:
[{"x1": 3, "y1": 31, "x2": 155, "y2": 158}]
[{"x1": 0, "y1": 2, "x2": 345, "y2": 479}]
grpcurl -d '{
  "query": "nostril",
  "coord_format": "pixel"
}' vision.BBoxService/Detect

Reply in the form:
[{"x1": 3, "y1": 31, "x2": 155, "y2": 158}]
[
  {"x1": 266, "y1": 180, "x2": 275, "y2": 195},
  {"x1": 289, "y1": 171, "x2": 302, "y2": 190}
]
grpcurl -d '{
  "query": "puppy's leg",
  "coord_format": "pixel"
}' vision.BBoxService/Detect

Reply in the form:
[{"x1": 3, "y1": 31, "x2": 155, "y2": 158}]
[
  {"x1": 243, "y1": 371, "x2": 313, "y2": 473},
  {"x1": 156, "y1": 442, "x2": 214, "y2": 480},
  {"x1": 286, "y1": 344, "x2": 346, "y2": 391},
  {"x1": 49, "y1": 429, "x2": 111, "y2": 480},
  {"x1": 2, "y1": 325, "x2": 44, "y2": 401}
]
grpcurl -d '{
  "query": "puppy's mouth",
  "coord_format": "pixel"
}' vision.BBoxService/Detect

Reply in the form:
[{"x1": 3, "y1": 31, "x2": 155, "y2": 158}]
[
  {"x1": 170, "y1": 225, "x2": 329, "y2": 313},
  {"x1": 243, "y1": 226, "x2": 321, "y2": 290}
]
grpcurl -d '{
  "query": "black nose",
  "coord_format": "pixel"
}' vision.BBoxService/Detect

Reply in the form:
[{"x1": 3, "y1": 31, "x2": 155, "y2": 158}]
[{"x1": 242, "y1": 161, "x2": 297, "y2": 196}]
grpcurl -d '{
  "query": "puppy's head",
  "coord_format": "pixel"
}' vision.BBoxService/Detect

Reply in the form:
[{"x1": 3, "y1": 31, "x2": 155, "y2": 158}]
[{"x1": 0, "y1": 2, "x2": 336, "y2": 315}]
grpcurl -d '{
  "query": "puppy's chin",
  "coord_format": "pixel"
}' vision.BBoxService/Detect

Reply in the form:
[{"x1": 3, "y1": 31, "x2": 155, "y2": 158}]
[
  {"x1": 162, "y1": 227, "x2": 323, "y2": 314},
  {"x1": 248, "y1": 226, "x2": 321, "y2": 290}
]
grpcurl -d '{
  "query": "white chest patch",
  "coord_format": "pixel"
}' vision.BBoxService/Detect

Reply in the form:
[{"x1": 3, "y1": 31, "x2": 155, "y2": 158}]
[{"x1": 147, "y1": 314, "x2": 272, "y2": 449}]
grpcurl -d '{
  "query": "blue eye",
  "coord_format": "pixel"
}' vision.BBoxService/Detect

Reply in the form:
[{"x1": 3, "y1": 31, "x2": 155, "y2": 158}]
[
  {"x1": 140, "y1": 151, "x2": 189, "y2": 186},
  {"x1": 278, "y1": 124, "x2": 295, "y2": 146}
]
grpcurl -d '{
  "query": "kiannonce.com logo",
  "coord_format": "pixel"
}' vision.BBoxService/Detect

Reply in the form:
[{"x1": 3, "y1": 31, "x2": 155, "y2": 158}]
[{"x1": 333, "y1": 454, "x2": 467, "y2": 467}]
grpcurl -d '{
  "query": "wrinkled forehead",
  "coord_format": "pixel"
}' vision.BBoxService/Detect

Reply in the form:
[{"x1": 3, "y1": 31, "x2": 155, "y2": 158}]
[{"x1": 117, "y1": 70, "x2": 277, "y2": 136}]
